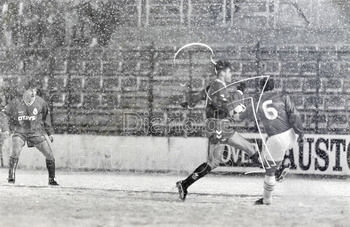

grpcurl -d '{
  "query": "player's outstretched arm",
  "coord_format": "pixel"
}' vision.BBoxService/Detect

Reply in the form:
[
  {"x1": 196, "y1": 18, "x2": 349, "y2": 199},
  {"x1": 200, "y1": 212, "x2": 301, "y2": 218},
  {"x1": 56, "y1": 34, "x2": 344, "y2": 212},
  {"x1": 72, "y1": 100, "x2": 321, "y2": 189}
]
[
  {"x1": 180, "y1": 85, "x2": 210, "y2": 109},
  {"x1": 285, "y1": 95, "x2": 304, "y2": 139}
]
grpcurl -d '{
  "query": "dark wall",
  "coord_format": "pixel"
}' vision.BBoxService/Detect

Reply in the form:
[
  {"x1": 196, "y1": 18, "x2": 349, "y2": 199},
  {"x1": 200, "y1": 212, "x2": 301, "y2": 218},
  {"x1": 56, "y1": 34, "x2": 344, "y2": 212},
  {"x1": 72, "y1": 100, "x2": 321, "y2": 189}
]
[{"x1": 0, "y1": 0, "x2": 349, "y2": 135}]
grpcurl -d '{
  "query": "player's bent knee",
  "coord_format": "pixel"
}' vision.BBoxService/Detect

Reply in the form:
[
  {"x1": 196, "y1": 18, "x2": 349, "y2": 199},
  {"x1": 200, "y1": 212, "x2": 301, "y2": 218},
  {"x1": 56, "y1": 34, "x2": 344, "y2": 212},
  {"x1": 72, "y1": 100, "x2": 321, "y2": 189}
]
[
  {"x1": 209, "y1": 134, "x2": 221, "y2": 144},
  {"x1": 11, "y1": 146, "x2": 23, "y2": 158},
  {"x1": 12, "y1": 137, "x2": 25, "y2": 147},
  {"x1": 208, "y1": 143, "x2": 225, "y2": 168},
  {"x1": 41, "y1": 151, "x2": 55, "y2": 160},
  {"x1": 36, "y1": 142, "x2": 55, "y2": 160},
  {"x1": 227, "y1": 133, "x2": 255, "y2": 156}
]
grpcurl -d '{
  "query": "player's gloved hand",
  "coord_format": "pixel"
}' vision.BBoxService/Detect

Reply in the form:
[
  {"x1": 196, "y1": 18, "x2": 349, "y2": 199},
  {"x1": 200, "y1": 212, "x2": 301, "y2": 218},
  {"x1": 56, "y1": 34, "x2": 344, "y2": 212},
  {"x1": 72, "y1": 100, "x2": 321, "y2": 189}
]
[
  {"x1": 49, "y1": 135, "x2": 54, "y2": 143},
  {"x1": 237, "y1": 82, "x2": 246, "y2": 93}
]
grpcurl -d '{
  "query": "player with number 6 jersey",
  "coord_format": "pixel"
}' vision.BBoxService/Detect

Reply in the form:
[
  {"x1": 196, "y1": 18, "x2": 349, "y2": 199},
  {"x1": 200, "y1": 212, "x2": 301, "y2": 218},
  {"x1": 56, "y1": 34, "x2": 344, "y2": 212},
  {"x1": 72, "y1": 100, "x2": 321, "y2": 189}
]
[
  {"x1": 240, "y1": 77, "x2": 304, "y2": 205},
  {"x1": 257, "y1": 92, "x2": 303, "y2": 138}
]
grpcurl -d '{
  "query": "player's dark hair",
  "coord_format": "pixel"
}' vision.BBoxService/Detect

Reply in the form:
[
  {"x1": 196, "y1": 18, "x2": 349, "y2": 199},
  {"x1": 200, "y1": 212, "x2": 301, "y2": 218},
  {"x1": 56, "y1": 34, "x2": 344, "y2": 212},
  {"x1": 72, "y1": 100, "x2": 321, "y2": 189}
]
[
  {"x1": 260, "y1": 77, "x2": 274, "y2": 92},
  {"x1": 215, "y1": 60, "x2": 231, "y2": 73}
]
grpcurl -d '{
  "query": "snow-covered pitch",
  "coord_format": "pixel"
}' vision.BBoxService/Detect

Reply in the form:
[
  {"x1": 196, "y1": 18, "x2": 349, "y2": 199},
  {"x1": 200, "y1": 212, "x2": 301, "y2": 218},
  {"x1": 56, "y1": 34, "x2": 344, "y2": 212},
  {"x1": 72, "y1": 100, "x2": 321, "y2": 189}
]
[{"x1": 0, "y1": 168, "x2": 349, "y2": 227}]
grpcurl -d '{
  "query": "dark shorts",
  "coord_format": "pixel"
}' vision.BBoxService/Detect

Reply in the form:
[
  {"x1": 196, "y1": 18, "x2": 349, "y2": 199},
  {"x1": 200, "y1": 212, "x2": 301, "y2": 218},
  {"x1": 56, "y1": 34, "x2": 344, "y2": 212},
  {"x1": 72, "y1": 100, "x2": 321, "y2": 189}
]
[
  {"x1": 13, "y1": 133, "x2": 47, "y2": 147},
  {"x1": 205, "y1": 118, "x2": 236, "y2": 144}
]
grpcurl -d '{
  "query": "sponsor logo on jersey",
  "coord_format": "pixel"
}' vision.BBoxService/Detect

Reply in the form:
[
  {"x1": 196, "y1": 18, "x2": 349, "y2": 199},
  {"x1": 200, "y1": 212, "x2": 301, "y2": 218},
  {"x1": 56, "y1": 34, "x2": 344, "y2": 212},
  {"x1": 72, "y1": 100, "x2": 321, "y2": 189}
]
[{"x1": 18, "y1": 116, "x2": 37, "y2": 121}]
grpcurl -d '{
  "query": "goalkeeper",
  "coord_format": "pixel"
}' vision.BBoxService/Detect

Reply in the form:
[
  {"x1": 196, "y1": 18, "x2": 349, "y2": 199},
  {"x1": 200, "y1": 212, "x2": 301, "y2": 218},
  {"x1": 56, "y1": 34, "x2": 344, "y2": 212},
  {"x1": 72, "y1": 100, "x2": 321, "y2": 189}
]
[{"x1": 176, "y1": 60, "x2": 260, "y2": 201}]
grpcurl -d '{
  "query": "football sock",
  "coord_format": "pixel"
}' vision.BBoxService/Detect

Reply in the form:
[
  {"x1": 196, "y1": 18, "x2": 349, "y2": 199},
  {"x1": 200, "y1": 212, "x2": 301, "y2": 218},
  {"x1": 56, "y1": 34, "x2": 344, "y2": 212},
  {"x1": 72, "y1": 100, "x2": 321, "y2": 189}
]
[
  {"x1": 8, "y1": 157, "x2": 19, "y2": 180},
  {"x1": 46, "y1": 159, "x2": 56, "y2": 179},
  {"x1": 263, "y1": 175, "x2": 276, "y2": 204},
  {"x1": 182, "y1": 162, "x2": 212, "y2": 189}
]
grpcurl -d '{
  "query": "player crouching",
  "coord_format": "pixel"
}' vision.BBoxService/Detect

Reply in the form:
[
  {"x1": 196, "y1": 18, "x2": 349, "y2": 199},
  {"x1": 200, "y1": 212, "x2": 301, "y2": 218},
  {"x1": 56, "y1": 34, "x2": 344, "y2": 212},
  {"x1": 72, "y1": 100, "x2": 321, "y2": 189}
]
[{"x1": 2, "y1": 78, "x2": 59, "y2": 186}]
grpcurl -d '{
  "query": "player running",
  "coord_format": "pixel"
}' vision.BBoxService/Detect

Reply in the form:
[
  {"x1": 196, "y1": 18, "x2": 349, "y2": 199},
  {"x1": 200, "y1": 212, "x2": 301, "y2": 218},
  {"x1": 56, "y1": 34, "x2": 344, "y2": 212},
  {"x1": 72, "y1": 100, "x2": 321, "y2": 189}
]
[
  {"x1": 176, "y1": 60, "x2": 260, "y2": 201},
  {"x1": 240, "y1": 77, "x2": 304, "y2": 205},
  {"x1": 1, "y1": 78, "x2": 59, "y2": 186}
]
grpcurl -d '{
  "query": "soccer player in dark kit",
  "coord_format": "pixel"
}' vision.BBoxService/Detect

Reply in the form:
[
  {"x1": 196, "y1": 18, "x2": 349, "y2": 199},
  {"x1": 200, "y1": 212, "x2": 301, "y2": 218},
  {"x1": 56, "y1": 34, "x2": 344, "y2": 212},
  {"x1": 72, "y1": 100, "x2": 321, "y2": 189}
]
[
  {"x1": 176, "y1": 60, "x2": 260, "y2": 201},
  {"x1": 240, "y1": 77, "x2": 304, "y2": 205},
  {"x1": 2, "y1": 78, "x2": 59, "y2": 186}
]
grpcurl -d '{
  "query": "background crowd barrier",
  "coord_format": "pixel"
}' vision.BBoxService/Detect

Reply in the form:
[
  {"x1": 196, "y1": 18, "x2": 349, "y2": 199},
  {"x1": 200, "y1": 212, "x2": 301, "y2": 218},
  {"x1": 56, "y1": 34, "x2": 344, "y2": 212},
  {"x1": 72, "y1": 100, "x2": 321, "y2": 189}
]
[{"x1": 1, "y1": 134, "x2": 349, "y2": 176}]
